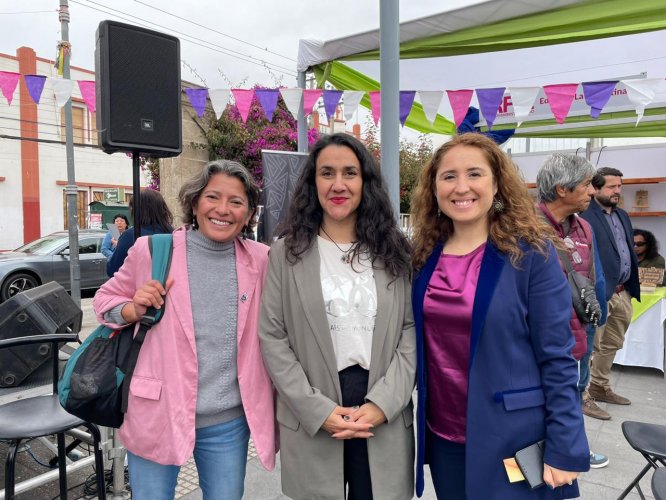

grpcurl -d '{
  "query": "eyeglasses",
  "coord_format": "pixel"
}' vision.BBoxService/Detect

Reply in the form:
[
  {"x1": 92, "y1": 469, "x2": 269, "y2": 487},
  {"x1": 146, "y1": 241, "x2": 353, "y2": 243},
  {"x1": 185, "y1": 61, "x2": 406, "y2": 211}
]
[
  {"x1": 634, "y1": 241, "x2": 647, "y2": 247},
  {"x1": 563, "y1": 237, "x2": 583, "y2": 264}
]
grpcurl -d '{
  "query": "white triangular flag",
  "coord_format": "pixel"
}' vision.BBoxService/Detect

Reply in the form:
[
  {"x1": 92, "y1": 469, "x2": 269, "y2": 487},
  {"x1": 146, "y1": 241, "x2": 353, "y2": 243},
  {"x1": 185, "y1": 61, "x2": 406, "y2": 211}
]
[
  {"x1": 279, "y1": 88, "x2": 303, "y2": 120},
  {"x1": 342, "y1": 91, "x2": 364, "y2": 122},
  {"x1": 621, "y1": 78, "x2": 663, "y2": 126},
  {"x1": 507, "y1": 87, "x2": 540, "y2": 127},
  {"x1": 50, "y1": 78, "x2": 74, "y2": 108},
  {"x1": 418, "y1": 91, "x2": 444, "y2": 125},
  {"x1": 209, "y1": 89, "x2": 231, "y2": 120}
]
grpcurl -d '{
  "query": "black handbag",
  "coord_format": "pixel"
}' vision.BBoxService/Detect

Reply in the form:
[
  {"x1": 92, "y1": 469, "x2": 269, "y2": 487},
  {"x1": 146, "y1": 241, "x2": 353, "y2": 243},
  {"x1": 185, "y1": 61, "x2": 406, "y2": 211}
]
[{"x1": 555, "y1": 246, "x2": 601, "y2": 326}]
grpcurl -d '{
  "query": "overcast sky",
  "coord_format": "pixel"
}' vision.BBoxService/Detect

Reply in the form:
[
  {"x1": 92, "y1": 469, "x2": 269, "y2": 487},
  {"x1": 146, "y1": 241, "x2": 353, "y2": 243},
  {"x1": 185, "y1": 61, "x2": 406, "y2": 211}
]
[{"x1": 1, "y1": 0, "x2": 488, "y2": 87}]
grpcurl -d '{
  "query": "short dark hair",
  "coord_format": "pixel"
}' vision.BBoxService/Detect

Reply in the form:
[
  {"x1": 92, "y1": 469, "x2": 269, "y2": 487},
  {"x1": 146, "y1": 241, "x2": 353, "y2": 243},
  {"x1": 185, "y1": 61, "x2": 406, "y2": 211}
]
[
  {"x1": 592, "y1": 167, "x2": 624, "y2": 190},
  {"x1": 283, "y1": 133, "x2": 411, "y2": 279},
  {"x1": 112, "y1": 213, "x2": 129, "y2": 226},
  {"x1": 633, "y1": 228, "x2": 659, "y2": 260}
]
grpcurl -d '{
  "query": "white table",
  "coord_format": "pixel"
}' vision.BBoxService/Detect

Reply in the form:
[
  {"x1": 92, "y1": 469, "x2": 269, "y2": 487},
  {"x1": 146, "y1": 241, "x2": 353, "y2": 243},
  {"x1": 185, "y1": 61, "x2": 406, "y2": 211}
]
[{"x1": 614, "y1": 294, "x2": 666, "y2": 372}]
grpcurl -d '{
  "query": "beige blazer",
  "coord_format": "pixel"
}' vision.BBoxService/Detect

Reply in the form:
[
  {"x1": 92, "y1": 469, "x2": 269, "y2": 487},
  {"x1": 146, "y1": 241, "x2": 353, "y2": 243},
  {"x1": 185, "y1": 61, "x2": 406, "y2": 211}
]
[{"x1": 259, "y1": 238, "x2": 416, "y2": 500}]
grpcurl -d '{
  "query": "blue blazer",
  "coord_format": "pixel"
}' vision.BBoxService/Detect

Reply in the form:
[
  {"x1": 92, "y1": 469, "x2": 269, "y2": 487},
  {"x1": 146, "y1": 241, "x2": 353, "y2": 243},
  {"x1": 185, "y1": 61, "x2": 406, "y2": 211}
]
[
  {"x1": 413, "y1": 240, "x2": 589, "y2": 499},
  {"x1": 580, "y1": 200, "x2": 640, "y2": 302}
]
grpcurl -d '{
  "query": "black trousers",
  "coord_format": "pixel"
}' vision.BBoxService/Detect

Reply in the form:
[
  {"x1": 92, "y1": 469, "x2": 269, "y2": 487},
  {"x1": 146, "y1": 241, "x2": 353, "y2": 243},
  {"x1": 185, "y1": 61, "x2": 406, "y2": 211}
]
[
  {"x1": 427, "y1": 428, "x2": 467, "y2": 500},
  {"x1": 339, "y1": 364, "x2": 373, "y2": 500}
]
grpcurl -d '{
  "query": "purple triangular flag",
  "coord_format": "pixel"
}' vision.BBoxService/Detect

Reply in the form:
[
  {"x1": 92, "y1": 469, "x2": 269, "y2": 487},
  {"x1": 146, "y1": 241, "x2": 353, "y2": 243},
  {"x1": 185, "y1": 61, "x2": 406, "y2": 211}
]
[
  {"x1": 323, "y1": 90, "x2": 343, "y2": 119},
  {"x1": 582, "y1": 81, "x2": 618, "y2": 119},
  {"x1": 24, "y1": 75, "x2": 47, "y2": 104},
  {"x1": 476, "y1": 87, "x2": 506, "y2": 130},
  {"x1": 399, "y1": 91, "x2": 416, "y2": 126},
  {"x1": 184, "y1": 88, "x2": 208, "y2": 118},
  {"x1": 255, "y1": 89, "x2": 280, "y2": 121}
]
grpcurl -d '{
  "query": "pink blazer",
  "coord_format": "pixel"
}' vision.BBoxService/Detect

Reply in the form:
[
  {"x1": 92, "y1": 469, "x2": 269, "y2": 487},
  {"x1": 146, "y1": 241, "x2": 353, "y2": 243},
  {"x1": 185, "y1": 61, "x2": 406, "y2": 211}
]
[{"x1": 93, "y1": 227, "x2": 276, "y2": 469}]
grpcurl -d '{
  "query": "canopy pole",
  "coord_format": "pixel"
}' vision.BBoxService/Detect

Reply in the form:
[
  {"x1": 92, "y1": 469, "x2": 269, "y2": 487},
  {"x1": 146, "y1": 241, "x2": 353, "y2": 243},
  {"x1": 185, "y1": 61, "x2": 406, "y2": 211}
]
[
  {"x1": 380, "y1": 0, "x2": 400, "y2": 218},
  {"x1": 297, "y1": 71, "x2": 308, "y2": 153}
]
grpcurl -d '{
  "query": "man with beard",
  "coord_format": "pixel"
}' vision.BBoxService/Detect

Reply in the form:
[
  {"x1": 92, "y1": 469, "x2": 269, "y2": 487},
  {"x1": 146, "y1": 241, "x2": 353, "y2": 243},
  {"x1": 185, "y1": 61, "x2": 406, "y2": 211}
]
[{"x1": 581, "y1": 167, "x2": 640, "y2": 415}]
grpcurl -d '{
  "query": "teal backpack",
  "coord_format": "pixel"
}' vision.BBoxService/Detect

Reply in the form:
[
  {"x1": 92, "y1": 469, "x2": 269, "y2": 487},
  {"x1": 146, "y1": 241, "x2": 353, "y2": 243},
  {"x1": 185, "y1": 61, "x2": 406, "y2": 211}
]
[{"x1": 59, "y1": 234, "x2": 173, "y2": 428}]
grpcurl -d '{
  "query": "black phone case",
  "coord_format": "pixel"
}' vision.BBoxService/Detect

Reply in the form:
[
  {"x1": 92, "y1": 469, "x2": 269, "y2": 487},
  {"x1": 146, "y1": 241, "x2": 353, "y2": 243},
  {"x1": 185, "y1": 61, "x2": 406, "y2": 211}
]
[{"x1": 515, "y1": 440, "x2": 545, "y2": 489}]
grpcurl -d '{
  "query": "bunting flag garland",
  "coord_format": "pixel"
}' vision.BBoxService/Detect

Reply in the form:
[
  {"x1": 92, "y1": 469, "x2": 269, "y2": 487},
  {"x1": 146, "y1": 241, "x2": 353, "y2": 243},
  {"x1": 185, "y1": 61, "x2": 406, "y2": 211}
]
[
  {"x1": 49, "y1": 77, "x2": 73, "y2": 108},
  {"x1": 0, "y1": 71, "x2": 21, "y2": 105},
  {"x1": 2, "y1": 71, "x2": 664, "y2": 131},
  {"x1": 343, "y1": 90, "x2": 364, "y2": 121},
  {"x1": 209, "y1": 88, "x2": 230, "y2": 119},
  {"x1": 24, "y1": 75, "x2": 47, "y2": 105},
  {"x1": 231, "y1": 89, "x2": 254, "y2": 123},
  {"x1": 582, "y1": 81, "x2": 617, "y2": 119},
  {"x1": 279, "y1": 88, "x2": 302, "y2": 120},
  {"x1": 185, "y1": 88, "x2": 208, "y2": 118},
  {"x1": 508, "y1": 87, "x2": 540, "y2": 127},
  {"x1": 418, "y1": 90, "x2": 444, "y2": 125},
  {"x1": 303, "y1": 89, "x2": 323, "y2": 116},
  {"x1": 622, "y1": 78, "x2": 663, "y2": 125},
  {"x1": 323, "y1": 90, "x2": 343, "y2": 119},
  {"x1": 77, "y1": 80, "x2": 96, "y2": 114},
  {"x1": 399, "y1": 91, "x2": 416, "y2": 126},
  {"x1": 255, "y1": 89, "x2": 280, "y2": 121},
  {"x1": 446, "y1": 89, "x2": 474, "y2": 127},
  {"x1": 369, "y1": 91, "x2": 381, "y2": 125},
  {"x1": 542, "y1": 83, "x2": 578, "y2": 124},
  {"x1": 476, "y1": 87, "x2": 506, "y2": 130}
]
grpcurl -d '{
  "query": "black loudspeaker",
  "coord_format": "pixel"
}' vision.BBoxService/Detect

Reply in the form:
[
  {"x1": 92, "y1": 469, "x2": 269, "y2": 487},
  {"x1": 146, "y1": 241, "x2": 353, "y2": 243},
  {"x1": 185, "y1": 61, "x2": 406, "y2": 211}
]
[
  {"x1": 0, "y1": 282, "x2": 82, "y2": 387},
  {"x1": 96, "y1": 21, "x2": 182, "y2": 157}
]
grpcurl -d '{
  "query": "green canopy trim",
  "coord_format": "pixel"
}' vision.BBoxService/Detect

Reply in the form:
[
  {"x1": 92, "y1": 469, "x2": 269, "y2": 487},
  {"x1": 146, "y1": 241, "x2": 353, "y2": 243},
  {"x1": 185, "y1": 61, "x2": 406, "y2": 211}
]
[{"x1": 332, "y1": 0, "x2": 666, "y2": 61}]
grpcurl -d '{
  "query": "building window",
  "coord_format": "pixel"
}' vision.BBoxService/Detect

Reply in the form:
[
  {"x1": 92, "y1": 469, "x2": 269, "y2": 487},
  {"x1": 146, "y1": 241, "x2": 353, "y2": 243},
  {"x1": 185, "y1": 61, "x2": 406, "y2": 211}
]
[{"x1": 62, "y1": 190, "x2": 89, "y2": 229}]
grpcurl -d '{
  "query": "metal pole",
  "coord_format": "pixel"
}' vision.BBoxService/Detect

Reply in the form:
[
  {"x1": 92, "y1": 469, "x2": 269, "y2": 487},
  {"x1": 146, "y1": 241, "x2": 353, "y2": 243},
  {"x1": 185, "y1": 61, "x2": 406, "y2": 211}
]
[
  {"x1": 132, "y1": 153, "x2": 142, "y2": 240},
  {"x1": 297, "y1": 71, "x2": 307, "y2": 153},
  {"x1": 380, "y1": 0, "x2": 400, "y2": 218},
  {"x1": 60, "y1": 0, "x2": 80, "y2": 306}
]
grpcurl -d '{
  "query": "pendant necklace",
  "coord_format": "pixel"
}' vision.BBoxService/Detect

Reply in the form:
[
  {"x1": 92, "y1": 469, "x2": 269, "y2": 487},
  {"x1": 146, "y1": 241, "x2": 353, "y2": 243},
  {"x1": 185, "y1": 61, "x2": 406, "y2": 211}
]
[{"x1": 320, "y1": 226, "x2": 354, "y2": 264}]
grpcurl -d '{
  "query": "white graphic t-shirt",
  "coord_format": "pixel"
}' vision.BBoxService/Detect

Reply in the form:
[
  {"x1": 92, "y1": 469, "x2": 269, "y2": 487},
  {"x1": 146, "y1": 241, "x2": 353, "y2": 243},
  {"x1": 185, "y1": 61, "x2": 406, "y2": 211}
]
[{"x1": 317, "y1": 236, "x2": 377, "y2": 371}]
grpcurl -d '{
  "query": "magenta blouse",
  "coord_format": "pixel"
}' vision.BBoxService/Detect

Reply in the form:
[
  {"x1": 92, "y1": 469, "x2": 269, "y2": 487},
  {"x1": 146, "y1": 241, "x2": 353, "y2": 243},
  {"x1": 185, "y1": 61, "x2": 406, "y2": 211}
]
[{"x1": 423, "y1": 243, "x2": 485, "y2": 443}]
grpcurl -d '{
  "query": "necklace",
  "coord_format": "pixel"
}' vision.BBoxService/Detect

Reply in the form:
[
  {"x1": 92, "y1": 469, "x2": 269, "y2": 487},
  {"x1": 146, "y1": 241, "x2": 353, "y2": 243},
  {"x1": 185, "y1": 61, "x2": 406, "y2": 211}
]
[{"x1": 320, "y1": 226, "x2": 355, "y2": 264}]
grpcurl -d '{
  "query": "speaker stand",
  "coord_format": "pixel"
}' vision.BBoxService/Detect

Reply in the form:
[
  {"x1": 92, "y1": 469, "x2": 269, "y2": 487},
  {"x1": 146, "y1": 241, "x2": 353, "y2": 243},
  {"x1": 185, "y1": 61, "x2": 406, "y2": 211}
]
[{"x1": 132, "y1": 152, "x2": 142, "y2": 241}]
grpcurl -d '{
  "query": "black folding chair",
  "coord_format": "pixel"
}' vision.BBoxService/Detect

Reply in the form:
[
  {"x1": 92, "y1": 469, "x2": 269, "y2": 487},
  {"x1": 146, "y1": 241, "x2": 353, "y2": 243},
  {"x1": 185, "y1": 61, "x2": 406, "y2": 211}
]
[
  {"x1": 653, "y1": 468, "x2": 666, "y2": 500},
  {"x1": 618, "y1": 421, "x2": 666, "y2": 500},
  {"x1": 0, "y1": 333, "x2": 107, "y2": 500}
]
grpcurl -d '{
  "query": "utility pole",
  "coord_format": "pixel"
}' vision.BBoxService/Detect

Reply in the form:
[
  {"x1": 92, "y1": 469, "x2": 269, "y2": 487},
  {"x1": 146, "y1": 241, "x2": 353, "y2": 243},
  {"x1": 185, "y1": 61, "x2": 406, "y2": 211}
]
[{"x1": 59, "y1": 0, "x2": 81, "y2": 306}]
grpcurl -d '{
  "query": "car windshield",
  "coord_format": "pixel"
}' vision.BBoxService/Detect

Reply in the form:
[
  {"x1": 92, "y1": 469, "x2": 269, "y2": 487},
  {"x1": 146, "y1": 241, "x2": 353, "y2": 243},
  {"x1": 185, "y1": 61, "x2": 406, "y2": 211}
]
[{"x1": 14, "y1": 235, "x2": 66, "y2": 255}]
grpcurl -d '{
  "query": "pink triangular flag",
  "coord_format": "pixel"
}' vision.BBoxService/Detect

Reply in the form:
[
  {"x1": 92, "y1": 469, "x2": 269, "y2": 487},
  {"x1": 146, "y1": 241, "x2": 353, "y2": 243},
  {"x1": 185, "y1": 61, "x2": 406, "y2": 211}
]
[
  {"x1": 622, "y1": 78, "x2": 663, "y2": 125},
  {"x1": 24, "y1": 75, "x2": 47, "y2": 104},
  {"x1": 303, "y1": 89, "x2": 322, "y2": 116},
  {"x1": 279, "y1": 88, "x2": 303, "y2": 120},
  {"x1": 476, "y1": 87, "x2": 506, "y2": 130},
  {"x1": 0, "y1": 71, "x2": 21, "y2": 105},
  {"x1": 369, "y1": 91, "x2": 381, "y2": 125},
  {"x1": 255, "y1": 89, "x2": 280, "y2": 121},
  {"x1": 508, "y1": 87, "x2": 540, "y2": 127},
  {"x1": 446, "y1": 89, "x2": 474, "y2": 128},
  {"x1": 542, "y1": 84, "x2": 579, "y2": 124},
  {"x1": 231, "y1": 89, "x2": 255, "y2": 123},
  {"x1": 49, "y1": 77, "x2": 74, "y2": 108},
  {"x1": 209, "y1": 89, "x2": 230, "y2": 120},
  {"x1": 77, "y1": 80, "x2": 96, "y2": 114}
]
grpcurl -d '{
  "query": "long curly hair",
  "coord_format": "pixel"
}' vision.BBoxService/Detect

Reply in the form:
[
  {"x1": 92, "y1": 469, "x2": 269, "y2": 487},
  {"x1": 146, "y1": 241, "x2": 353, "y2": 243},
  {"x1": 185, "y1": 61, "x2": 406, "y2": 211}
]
[
  {"x1": 633, "y1": 228, "x2": 659, "y2": 261},
  {"x1": 283, "y1": 133, "x2": 411, "y2": 279},
  {"x1": 411, "y1": 133, "x2": 556, "y2": 270}
]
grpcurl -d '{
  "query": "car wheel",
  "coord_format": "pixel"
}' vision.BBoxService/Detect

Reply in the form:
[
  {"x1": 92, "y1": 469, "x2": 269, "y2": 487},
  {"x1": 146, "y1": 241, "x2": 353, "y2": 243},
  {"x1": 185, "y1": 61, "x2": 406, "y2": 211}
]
[{"x1": 0, "y1": 273, "x2": 39, "y2": 301}]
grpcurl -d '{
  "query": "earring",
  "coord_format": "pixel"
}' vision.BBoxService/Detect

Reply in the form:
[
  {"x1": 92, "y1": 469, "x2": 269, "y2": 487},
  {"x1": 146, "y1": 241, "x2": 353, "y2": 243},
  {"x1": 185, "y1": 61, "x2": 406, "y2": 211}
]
[
  {"x1": 492, "y1": 197, "x2": 505, "y2": 213},
  {"x1": 192, "y1": 215, "x2": 199, "y2": 230}
]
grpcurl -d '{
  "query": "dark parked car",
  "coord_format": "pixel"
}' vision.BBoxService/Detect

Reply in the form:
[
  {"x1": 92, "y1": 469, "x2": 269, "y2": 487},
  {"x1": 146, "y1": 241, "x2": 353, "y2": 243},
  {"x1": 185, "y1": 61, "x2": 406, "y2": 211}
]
[{"x1": 0, "y1": 230, "x2": 109, "y2": 301}]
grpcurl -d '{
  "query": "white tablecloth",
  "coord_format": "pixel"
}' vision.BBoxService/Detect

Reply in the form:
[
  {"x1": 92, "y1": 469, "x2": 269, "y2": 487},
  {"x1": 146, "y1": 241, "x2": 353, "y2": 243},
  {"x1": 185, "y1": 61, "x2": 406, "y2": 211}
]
[{"x1": 614, "y1": 298, "x2": 666, "y2": 372}]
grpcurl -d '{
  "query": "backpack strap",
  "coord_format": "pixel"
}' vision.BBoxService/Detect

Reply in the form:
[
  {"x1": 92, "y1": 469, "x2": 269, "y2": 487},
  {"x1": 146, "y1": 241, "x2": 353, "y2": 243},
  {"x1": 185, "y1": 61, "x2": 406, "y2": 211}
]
[{"x1": 121, "y1": 234, "x2": 173, "y2": 413}]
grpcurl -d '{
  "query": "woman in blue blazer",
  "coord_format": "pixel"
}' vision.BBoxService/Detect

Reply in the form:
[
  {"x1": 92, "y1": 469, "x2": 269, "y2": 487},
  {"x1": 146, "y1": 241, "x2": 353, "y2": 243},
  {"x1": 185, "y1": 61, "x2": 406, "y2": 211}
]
[{"x1": 410, "y1": 133, "x2": 589, "y2": 499}]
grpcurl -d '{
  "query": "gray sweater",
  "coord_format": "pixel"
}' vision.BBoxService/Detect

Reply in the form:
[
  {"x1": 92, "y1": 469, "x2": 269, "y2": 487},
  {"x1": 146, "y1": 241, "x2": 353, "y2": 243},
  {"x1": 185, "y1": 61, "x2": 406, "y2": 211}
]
[{"x1": 186, "y1": 229, "x2": 243, "y2": 428}]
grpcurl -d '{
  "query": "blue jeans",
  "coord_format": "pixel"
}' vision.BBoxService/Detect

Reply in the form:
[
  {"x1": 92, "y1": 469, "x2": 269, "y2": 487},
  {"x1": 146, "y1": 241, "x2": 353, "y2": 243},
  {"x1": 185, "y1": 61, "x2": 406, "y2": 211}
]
[
  {"x1": 127, "y1": 415, "x2": 250, "y2": 500},
  {"x1": 578, "y1": 325, "x2": 596, "y2": 394}
]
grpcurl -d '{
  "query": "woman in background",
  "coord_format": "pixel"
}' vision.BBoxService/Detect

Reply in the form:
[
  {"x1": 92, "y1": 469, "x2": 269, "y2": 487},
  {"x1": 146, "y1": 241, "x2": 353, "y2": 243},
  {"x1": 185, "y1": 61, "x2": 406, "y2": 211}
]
[
  {"x1": 411, "y1": 133, "x2": 589, "y2": 499},
  {"x1": 259, "y1": 133, "x2": 416, "y2": 500},
  {"x1": 101, "y1": 213, "x2": 129, "y2": 258}
]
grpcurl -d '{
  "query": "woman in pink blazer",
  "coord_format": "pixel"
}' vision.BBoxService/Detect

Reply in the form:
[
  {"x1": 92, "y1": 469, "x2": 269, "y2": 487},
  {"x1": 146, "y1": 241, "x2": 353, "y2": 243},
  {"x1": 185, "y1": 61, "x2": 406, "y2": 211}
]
[{"x1": 94, "y1": 161, "x2": 276, "y2": 500}]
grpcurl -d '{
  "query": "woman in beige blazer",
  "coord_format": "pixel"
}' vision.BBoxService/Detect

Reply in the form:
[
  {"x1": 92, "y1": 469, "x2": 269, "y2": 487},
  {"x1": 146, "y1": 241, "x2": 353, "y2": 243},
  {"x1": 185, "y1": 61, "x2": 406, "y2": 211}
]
[{"x1": 259, "y1": 133, "x2": 416, "y2": 500}]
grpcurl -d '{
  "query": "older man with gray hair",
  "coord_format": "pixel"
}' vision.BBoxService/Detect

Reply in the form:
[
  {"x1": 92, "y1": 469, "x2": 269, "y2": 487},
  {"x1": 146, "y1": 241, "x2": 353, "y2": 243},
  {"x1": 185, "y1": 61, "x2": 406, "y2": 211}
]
[{"x1": 536, "y1": 153, "x2": 609, "y2": 469}]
